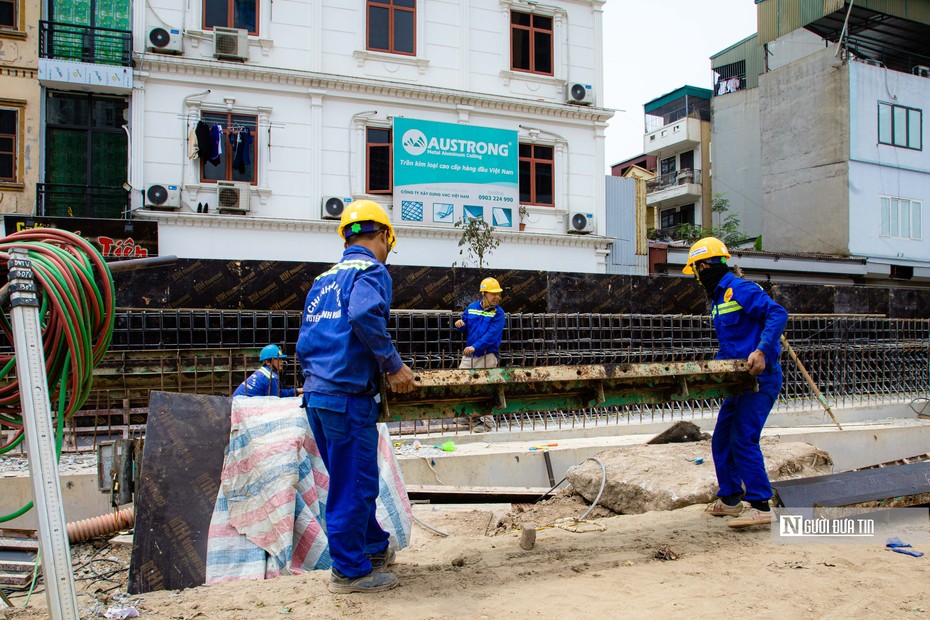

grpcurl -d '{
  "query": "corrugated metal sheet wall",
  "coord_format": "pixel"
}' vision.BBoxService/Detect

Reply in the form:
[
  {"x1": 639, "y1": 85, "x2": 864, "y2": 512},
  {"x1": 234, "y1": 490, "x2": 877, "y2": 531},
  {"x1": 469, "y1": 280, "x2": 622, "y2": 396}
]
[
  {"x1": 758, "y1": 0, "x2": 930, "y2": 46},
  {"x1": 604, "y1": 176, "x2": 645, "y2": 275}
]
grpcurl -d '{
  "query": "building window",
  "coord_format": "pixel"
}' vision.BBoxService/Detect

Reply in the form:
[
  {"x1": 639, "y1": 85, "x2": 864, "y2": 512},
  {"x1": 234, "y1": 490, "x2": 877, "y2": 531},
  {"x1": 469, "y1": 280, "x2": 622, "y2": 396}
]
[
  {"x1": 366, "y1": 127, "x2": 392, "y2": 194},
  {"x1": 0, "y1": 106, "x2": 18, "y2": 183},
  {"x1": 203, "y1": 0, "x2": 258, "y2": 35},
  {"x1": 880, "y1": 196, "x2": 921, "y2": 240},
  {"x1": 660, "y1": 204, "x2": 695, "y2": 229},
  {"x1": 199, "y1": 112, "x2": 257, "y2": 184},
  {"x1": 519, "y1": 143, "x2": 553, "y2": 206},
  {"x1": 0, "y1": 0, "x2": 18, "y2": 29},
  {"x1": 510, "y1": 11, "x2": 552, "y2": 75},
  {"x1": 878, "y1": 102, "x2": 922, "y2": 150},
  {"x1": 367, "y1": 0, "x2": 415, "y2": 56}
]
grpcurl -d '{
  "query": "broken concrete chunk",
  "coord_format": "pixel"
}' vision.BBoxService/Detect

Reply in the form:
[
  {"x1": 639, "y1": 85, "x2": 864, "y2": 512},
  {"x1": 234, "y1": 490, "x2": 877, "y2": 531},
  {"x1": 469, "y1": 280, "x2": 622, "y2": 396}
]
[{"x1": 566, "y1": 438, "x2": 832, "y2": 515}]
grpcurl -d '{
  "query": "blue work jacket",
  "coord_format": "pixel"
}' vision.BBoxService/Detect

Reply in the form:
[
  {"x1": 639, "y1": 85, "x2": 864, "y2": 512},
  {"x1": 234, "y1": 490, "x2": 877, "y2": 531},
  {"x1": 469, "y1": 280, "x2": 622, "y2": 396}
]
[
  {"x1": 455, "y1": 300, "x2": 506, "y2": 358},
  {"x1": 296, "y1": 245, "x2": 403, "y2": 397},
  {"x1": 231, "y1": 366, "x2": 296, "y2": 397},
  {"x1": 711, "y1": 272, "x2": 788, "y2": 375}
]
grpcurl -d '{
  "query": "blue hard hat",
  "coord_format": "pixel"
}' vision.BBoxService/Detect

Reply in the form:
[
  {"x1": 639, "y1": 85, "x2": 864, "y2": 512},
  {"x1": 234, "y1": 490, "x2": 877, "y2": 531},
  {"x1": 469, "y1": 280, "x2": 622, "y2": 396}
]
[{"x1": 259, "y1": 344, "x2": 287, "y2": 361}]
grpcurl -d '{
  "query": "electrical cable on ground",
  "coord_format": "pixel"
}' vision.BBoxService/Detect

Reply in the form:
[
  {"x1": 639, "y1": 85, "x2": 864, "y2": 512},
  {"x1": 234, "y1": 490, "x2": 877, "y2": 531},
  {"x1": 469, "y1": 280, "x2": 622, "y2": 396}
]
[
  {"x1": 0, "y1": 229, "x2": 115, "y2": 522},
  {"x1": 411, "y1": 514, "x2": 450, "y2": 538},
  {"x1": 909, "y1": 397, "x2": 929, "y2": 417},
  {"x1": 515, "y1": 456, "x2": 610, "y2": 538}
]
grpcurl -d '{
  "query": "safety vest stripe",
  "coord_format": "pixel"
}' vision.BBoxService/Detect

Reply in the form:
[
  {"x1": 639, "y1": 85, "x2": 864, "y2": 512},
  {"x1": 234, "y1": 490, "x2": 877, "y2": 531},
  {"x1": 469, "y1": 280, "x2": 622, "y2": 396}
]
[
  {"x1": 315, "y1": 260, "x2": 375, "y2": 280},
  {"x1": 258, "y1": 367, "x2": 272, "y2": 379},
  {"x1": 467, "y1": 309, "x2": 496, "y2": 318},
  {"x1": 711, "y1": 302, "x2": 743, "y2": 317}
]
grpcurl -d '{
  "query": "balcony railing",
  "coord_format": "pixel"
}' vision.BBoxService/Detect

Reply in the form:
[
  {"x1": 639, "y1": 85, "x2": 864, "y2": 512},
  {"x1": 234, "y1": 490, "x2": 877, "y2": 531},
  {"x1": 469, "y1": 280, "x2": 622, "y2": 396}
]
[
  {"x1": 39, "y1": 20, "x2": 132, "y2": 67},
  {"x1": 646, "y1": 169, "x2": 701, "y2": 194},
  {"x1": 37, "y1": 183, "x2": 129, "y2": 219}
]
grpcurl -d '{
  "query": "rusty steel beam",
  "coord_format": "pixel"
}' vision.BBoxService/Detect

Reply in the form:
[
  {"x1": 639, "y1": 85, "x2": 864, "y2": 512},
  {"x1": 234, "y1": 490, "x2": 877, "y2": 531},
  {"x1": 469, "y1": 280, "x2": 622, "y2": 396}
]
[{"x1": 381, "y1": 360, "x2": 756, "y2": 421}]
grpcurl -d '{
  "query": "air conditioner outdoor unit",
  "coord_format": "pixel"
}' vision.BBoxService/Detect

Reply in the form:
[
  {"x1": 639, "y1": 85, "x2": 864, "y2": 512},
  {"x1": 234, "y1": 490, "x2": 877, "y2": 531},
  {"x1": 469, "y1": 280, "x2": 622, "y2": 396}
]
[
  {"x1": 216, "y1": 181, "x2": 251, "y2": 213},
  {"x1": 144, "y1": 183, "x2": 181, "y2": 209},
  {"x1": 321, "y1": 196, "x2": 352, "y2": 220},
  {"x1": 914, "y1": 65, "x2": 930, "y2": 78},
  {"x1": 567, "y1": 211, "x2": 595, "y2": 234},
  {"x1": 565, "y1": 82, "x2": 594, "y2": 105},
  {"x1": 213, "y1": 27, "x2": 249, "y2": 61},
  {"x1": 147, "y1": 27, "x2": 183, "y2": 54}
]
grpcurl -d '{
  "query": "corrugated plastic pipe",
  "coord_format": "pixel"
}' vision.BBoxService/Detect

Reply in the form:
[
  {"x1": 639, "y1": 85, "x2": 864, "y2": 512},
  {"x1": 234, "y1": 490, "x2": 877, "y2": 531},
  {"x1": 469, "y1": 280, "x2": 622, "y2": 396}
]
[{"x1": 66, "y1": 506, "x2": 135, "y2": 544}]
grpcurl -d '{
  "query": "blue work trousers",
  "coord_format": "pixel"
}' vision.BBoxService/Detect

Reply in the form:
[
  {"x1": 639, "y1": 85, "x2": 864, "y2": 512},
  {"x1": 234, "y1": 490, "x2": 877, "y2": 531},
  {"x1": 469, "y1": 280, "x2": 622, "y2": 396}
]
[
  {"x1": 711, "y1": 371, "x2": 782, "y2": 502},
  {"x1": 305, "y1": 393, "x2": 390, "y2": 578}
]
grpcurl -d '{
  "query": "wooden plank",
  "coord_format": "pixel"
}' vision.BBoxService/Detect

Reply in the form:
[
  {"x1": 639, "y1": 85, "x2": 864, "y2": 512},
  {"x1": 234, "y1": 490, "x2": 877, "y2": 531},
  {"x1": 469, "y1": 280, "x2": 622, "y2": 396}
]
[{"x1": 773, "y1": 462, "x2": 930, "y2": 508}]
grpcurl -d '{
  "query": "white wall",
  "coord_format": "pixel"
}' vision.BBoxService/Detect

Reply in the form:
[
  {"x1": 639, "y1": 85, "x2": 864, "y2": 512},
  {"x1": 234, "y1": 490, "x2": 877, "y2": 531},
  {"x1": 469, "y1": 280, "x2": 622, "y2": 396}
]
[
  {"x1": 711, "y1": 88, "x2": 762, "y2": 238},
  {"x1": 765, "y1": 28, "x2": 828, "y2": 72},
  {"x1": 133, "y1": 0, "x2": 613, "y2": 272},
  {"x1": 150, "y1": 214, "x2": 610, "y2": 271},
  {"x1": 848, "y1": 61, "x2": 930, "y2": 261}
]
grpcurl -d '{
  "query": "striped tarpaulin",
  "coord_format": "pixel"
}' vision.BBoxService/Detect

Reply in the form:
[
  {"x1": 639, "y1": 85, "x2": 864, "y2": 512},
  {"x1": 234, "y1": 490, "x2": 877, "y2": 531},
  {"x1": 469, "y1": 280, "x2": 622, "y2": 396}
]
[{"x1": 205, "y1": 397, "x2": 412, "y2": 583}]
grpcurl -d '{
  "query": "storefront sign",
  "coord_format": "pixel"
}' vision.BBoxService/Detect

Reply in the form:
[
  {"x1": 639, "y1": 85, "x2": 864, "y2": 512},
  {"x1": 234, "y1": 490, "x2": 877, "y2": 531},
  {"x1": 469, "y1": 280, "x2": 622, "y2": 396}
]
[
  {"x1": 3, "y1": 216, "x2": 158, "y2": 259},
  {"x1": 393, "y1": 118, "x2": 519, "y2": 228}
]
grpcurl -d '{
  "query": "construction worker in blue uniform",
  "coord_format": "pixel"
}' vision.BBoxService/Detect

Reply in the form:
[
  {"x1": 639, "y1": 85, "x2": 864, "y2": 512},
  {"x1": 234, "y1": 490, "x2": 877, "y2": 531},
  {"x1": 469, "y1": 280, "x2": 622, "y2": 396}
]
[
  {"x1": 683, "y1": 237, "x2": 788, "y2": 529},
  {"x1": 231, "y1": 344, "x2": 303, "y2": 397},
  {"x1": 455, "y1": 277, "x2": 506, "y2": 370},
  {"x1": 296, "y1": 199, "x2": 415, "y2": 594}
]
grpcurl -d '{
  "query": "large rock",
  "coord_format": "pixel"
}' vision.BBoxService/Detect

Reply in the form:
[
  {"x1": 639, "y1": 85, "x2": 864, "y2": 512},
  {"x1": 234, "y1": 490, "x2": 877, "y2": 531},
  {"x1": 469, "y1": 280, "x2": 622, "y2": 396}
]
[{"x1": 566, "y1": 437, "x2": 832, "y2": 515}]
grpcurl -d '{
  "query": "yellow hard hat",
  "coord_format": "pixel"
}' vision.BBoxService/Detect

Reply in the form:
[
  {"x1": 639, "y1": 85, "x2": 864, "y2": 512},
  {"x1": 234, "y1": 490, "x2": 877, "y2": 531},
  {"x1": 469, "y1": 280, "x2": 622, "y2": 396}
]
[
  {"x1": 479, "y1": 277, "x2": 503, "y2": 293},
  {"x1": 683, "y1": 237, "x2": 730, "y2": 274},
  {"x1": 338, "y1": 199, "x2": 396, "y2": 251}
]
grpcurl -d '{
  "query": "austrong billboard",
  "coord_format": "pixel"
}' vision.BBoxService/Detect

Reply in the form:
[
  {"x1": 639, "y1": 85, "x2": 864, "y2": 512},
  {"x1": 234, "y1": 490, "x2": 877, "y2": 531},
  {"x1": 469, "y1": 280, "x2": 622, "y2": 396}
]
[{"x1": 393, "y1": 118, "x2": 519, "y2": 229}]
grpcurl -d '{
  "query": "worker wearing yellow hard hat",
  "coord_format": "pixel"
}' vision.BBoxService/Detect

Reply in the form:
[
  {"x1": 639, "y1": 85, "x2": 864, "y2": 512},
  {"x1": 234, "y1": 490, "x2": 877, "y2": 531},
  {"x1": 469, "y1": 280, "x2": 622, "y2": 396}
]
[
  {"x1": 454, "y1": 276, "x2": 506, "y2": 430},
  {"x1": 455, "y1": 277, "x2": 505, "y2": 370},
  {"x1": 684, "y1": 237, "x2": 789, "y2": 530},
  {"x1": 296, "y1": 198, "x2": 413, "y2": 593}
]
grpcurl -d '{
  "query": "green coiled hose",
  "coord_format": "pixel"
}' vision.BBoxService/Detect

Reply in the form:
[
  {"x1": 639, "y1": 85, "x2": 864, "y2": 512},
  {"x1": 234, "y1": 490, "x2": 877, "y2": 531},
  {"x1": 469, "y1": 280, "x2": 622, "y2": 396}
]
[{"x1": 0, "y1": 228, "x2": 115, "y2": 522}]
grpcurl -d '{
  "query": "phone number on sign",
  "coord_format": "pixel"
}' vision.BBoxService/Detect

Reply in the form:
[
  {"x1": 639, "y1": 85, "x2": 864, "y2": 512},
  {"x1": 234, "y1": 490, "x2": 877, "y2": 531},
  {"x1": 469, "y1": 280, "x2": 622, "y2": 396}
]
[{"x1": 477, "y1": 195, "x2": 513, "y2": 202}]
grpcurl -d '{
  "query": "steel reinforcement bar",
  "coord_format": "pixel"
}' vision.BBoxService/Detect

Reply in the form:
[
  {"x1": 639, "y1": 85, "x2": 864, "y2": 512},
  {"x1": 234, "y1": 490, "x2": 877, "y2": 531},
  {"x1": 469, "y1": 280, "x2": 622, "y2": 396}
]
[{"x1": 0, "y1": 312, "x2": 925, "y2": 447}]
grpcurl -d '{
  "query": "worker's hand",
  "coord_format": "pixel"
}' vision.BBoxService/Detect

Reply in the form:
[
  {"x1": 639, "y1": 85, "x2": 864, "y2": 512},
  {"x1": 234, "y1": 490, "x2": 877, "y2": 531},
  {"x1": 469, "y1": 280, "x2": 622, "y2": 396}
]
[
  {"x1": 296, "y1": 387, "x2": 304, "y2": 395},
  {"x1": 454, "y1": 319, "x2": 464, "y2": 328},
  {"x1": 387, "y1": 364, "x2": 416, "y2": 393},
  {"x1": 463, "y1": 346, "x2": 476, "y2": 357},
  {"x1": 747, "y1": 350, "x2": 766, "y2": 376}
]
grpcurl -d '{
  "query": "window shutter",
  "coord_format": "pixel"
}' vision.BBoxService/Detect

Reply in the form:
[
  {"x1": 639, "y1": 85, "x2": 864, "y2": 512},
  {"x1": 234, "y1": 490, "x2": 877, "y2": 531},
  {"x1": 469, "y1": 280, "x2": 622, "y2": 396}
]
[
  {"x1": 913, "y1": 201, "x2": 922, "y2": 240},
  {"x1": 880, "y1": 197, "x2": 890, "y2": 236}
]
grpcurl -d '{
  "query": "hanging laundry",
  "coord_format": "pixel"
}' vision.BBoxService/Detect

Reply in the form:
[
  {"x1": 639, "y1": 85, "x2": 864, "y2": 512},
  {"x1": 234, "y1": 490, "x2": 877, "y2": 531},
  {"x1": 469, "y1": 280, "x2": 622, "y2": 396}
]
[
  {"x1": 194, "y1": 120, "x2": 212, "y2": 161},
  {"x1": 188, "y1": 123, "x2": 199, "y2": 160},
  {"x1": 208, "y1": 124, "x2": 223, "y2": 166},
  {"x1": 233, "y1": 127, "x2": 253, "y2": 175}
]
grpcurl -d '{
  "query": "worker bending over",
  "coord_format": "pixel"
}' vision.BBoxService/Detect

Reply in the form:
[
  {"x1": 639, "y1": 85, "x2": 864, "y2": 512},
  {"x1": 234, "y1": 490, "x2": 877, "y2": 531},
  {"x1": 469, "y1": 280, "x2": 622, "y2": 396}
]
[{"x1": 232, "y1": 344, "x2": 303, "y2": 397}]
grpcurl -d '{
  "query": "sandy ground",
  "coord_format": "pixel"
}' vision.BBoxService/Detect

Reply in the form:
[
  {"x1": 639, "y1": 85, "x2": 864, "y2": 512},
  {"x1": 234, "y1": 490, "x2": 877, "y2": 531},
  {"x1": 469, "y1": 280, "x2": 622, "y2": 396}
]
[{"x1": 3, "y1": 492, "x2": 928, "y2": 620}]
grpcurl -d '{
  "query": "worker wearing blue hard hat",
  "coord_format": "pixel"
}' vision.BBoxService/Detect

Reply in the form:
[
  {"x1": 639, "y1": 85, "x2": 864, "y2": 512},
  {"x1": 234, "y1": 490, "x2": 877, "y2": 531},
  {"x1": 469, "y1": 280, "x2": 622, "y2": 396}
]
[{"x1": 232, "y1": 344, "x2": 303, "y2": 398}]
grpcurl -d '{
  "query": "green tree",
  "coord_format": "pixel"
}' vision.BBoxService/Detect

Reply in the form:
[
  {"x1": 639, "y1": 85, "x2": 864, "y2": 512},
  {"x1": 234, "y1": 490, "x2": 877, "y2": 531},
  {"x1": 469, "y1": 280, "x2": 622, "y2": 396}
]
[{"x1": 455, "y1": 216, "x2": 500, "y2": 269}]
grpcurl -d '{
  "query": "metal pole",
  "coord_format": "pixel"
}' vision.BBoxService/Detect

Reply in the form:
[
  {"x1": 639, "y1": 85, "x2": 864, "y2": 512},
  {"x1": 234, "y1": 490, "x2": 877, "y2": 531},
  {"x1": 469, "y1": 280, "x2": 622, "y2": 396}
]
[
  {"x1": 8, "y1": 248, "x2": 80, "y2": 619},
  {"x1": 780, "y1": 334, "x2": 843, "y2": 431}
]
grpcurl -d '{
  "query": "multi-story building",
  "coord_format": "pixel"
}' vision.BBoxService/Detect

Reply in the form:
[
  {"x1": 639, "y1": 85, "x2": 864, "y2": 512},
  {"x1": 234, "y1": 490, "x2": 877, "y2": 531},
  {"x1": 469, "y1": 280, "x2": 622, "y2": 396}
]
[
  {"x1": 0, "y1": 0, "x2": 41, "y2": 214},
  {"x1": 710, "y1": 0, "x2": 930, "y2": 283},
  {"x1": 640, "y1": 86, "x2": 712, "y2": 239},
  {"x1": 35, "y1": 0, "x2": 134, "y2": 219},
  {"x1": 121, "y1": 0, "x2": 613, "y2": 272}
]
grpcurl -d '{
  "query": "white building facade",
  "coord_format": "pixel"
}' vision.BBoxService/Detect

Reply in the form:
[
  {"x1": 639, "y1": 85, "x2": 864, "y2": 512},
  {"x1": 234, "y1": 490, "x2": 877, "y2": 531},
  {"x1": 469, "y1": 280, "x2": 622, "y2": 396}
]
[{"x1": 131, "y1": 0, "x2": 613, "y2": 271}]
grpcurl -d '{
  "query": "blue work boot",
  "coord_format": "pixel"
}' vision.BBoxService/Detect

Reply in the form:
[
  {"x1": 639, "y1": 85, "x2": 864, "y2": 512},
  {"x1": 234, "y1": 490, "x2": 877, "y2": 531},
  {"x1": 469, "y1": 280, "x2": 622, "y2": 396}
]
[
  {"x1": 329, "y1": 569, "x2": 398, "y2": 594},
  {"x1": 367, "y1": 546, "x2": 396, "y2": 571}
]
